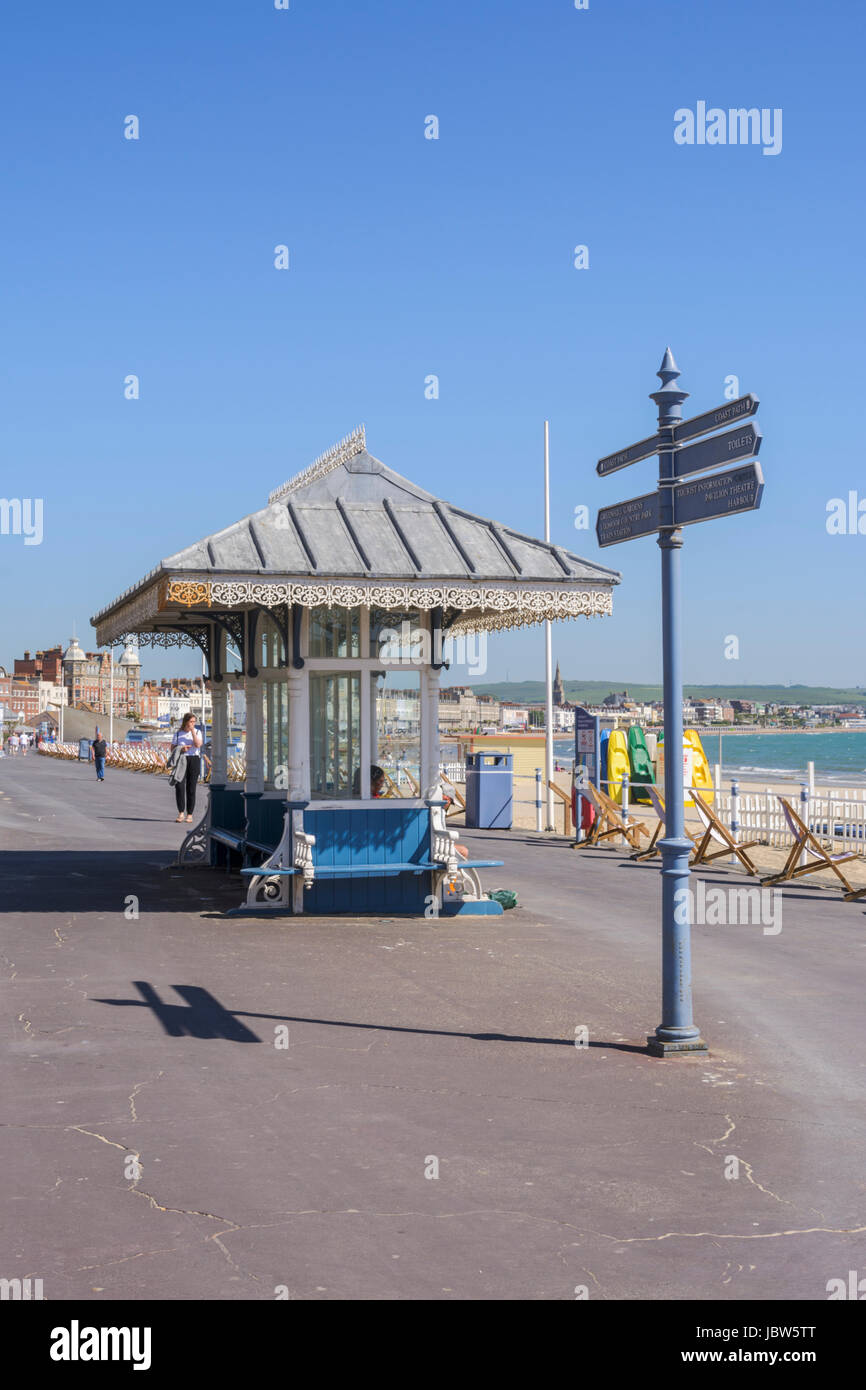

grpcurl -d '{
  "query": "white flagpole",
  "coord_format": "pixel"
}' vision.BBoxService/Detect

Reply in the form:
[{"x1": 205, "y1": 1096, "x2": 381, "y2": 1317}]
[{"x1": 544, "y1": 421, "x2": 555, "y2": 831}]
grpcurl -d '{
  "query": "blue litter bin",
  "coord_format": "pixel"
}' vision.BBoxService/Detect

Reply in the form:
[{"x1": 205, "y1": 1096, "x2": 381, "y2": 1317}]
[{"x1": 465, "y1": 752, "x2": 513, "y2": 829}]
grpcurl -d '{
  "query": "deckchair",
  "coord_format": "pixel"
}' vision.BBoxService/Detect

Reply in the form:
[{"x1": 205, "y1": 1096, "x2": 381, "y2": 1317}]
[
  {"x1": 632, "y1": 785, "x2": 700, "y2": 862},
  {"x1": 761, "y1": 795, "x2": 858, "y2": 893},
  {"x1": 690, "y1": 789, "x2": 761, "y2": 876},
  {"x1": 574, "y1": 782, "x2": 649, "y2": 852}
]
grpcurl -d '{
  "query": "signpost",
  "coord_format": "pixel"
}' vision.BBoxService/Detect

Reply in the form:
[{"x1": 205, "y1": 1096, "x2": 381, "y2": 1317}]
[
  {"x1": 596, "y1": 490, "x2": 661, "y2": 547},
  {"x1": 674, "y1": 421, "x2": 761, "y2": 478},
  {"x1": 595, "y1": 351, "x2": 765, "y2": 1057},
  {"x1": 673, "y1": 462, "x2": 764, "y2": 528},
  {"x1": 597, "y1": 433, "x2": 662, "y2": 477},
  {"x1": 673, "y1": 391, "x2": 758, "y2": 444}
]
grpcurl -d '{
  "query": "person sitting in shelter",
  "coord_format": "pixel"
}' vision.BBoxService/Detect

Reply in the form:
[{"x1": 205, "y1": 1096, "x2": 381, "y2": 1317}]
[{"x1": 352, "y1": 764, "x2": 387, "y2": 797}]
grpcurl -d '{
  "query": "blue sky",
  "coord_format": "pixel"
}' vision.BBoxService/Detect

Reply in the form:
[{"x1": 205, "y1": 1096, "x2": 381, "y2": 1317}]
[{"x1": 1, "y1": 0, "x2": 863, "y2": 687}]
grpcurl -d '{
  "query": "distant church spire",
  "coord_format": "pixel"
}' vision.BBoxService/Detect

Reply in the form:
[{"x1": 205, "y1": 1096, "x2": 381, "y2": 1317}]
[{"x1": 553, "y1": 661, "x2": 564, "y2": 706}]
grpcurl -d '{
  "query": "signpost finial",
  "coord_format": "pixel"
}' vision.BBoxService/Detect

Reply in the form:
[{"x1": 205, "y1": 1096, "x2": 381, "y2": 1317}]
[{"x1": 650, "y1": 346, "x2": 689, "y2": 425}]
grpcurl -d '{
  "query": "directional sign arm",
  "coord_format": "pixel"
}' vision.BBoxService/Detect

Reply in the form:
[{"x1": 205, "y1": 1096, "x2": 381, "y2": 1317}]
[
  {"x1": 596, "y1": 490, "x2": 661, "y2": 547},
  {"x1": 673, "y1": 462, "x2": 764, "y2": 528},
  {"x1": 673, "y1": 393, "x2": 759, "y2": 444},
  {"x1": 674, "y1": 421, "x2": 762, "y2": 478},
  {"x1": 596, "y1": 433, "x2": 661, "y2": 477}
]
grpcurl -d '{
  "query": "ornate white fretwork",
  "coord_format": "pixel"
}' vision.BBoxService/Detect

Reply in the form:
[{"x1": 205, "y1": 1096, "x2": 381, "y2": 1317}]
[
  {"x1": 428, "y1": 799, "x2": 487, "y2": 909},
  {"x1": 177, "y1": 804, "x2": 211, "y2": 866},
  {"x1": 94, "y1": 583, "x2": 163, "y2": 646},
  {"x1": 202, "y1": 580, "x2": 614, "y2": 630},
  {"x1": 268, "y1": 425, "x2": 367, "y2": 504},
  {"x1": 99, "y1": 576, "x2": 614, "y2": 644},
  {"x1": 242, "y1": 810, "x2": 315, "y2": 912},
  {"x1": 100, "y1": 628, "x2": 203, "y2": 650}
]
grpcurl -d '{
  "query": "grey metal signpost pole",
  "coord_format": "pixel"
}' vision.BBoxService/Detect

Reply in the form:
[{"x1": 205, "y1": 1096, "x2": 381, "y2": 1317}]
[
  {"x1": 596, "y1": 350, "x2": 763, "y2": 1055},
  {"x1": 649, "y1": 350, "x2": 708, "y2": 1055}
]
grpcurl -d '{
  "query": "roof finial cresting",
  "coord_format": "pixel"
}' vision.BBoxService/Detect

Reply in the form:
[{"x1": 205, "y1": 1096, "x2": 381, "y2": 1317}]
[{"x1": 268, "y1": 424, "x2": 367, "y2": 504}]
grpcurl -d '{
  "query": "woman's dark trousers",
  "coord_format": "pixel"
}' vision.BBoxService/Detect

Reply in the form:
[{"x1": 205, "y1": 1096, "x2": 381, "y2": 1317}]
[{"x1": 175, "y1": 756, "x2": 201, "y2": 815}]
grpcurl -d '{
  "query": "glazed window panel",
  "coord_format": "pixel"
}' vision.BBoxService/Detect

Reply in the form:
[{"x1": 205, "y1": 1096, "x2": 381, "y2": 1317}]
[
  {"x1": 309, "y1": 672, "x2": 361, "y2": 799},
  {"x1": 369, "y1": 608, "x2": 426, "y2": 661},
  {"x1": 308, "y1": 606, "x2": 361, "y2": 659},
  {"x1": 263, "y1": 680, "x2": 289, "y2": 787},
  {"x1": 259, "y1": 614, "x2": 283, "y2": 669}
]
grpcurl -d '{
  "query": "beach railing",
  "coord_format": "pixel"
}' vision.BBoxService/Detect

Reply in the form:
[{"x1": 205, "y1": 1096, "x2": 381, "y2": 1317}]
[{"x1": 715, "y1": 786, "x2": 866, "y2": 857}]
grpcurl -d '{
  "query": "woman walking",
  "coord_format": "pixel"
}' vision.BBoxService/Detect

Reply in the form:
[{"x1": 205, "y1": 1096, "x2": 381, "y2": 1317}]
[{"x1": 170, "y1": 712, "x2": 203, "y2": 823}]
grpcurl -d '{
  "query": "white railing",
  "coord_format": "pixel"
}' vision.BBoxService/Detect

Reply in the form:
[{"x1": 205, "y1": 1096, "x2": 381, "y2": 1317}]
[{"x1": 715, "y1": 788, "x2": 866, "y2": 856}]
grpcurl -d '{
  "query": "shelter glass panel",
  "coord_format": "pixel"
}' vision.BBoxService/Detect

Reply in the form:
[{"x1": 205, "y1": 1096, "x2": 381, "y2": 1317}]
[
  {"x1": 259, "y1": 614, "x2": 284, "y2": 669},
  {"x1": 376, "y1": 671, "x2": 421, "y2": 796},
  {"x1": 308, "y1": 606, "x2": 360, "y2": 659},
  {"x1": 309, "y1": 672, "x2": 361, "y2": 799},
  {"x1": 263, "y1": 680, "x2": 289, "y2": 788},
  {"x1": 369, "y1": 608, "x2": 426, "y2": 662}
]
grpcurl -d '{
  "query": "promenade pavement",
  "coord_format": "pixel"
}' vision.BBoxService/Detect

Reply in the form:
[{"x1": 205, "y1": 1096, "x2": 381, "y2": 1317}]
[{"x1": 2, "y1": 753, "x2": 864, "y2": 1301}]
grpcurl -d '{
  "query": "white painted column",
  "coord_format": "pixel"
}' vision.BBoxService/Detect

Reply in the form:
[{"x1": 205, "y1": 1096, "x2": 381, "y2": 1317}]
[
  {"x1": 370, "y1": 673, "x2": 380, "y2": 764},
  {"x1": 359, "y1": 673, "x2": 371, "y2": 799},
  {"x1": 211, "y1": 682, "x2": 229, "y2": 784},
  {"x1": 421, "y1": 665, "x2": 441, "y2": 799},
  {"x1": 285, "y1": 668, "x2": 308, "y2": 801},
  {"x1": 244, "y1": 676, "x2": 265, "y2": 795}
]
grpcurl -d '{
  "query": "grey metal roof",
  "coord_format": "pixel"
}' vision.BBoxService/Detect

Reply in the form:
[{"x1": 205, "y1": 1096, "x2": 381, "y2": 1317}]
[
  {"x1": 162, "y1": 448, "x2": 619, "y2": 585},
  {"x1": 92, "y1": 433, "x2": 620, "y2": 625}
]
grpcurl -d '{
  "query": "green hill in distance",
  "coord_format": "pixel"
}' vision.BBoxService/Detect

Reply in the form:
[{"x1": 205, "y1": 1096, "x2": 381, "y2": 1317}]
[{"x1": 461, "y1": 680, "x2": 866, "y2": 707}]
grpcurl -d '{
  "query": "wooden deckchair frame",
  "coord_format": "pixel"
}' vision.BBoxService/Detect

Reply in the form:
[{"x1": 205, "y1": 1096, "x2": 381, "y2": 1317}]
[
  {"x1": 574, "y1": 782, "x2": 648, "y2": 852},
  {"x1": 632, "y1": 785, "x2": 700, "y2": 862},
  {"x1": 762, "y1": 795, "x2": 858, "y2": 893},
  {"x1": 439, "y1": 769, "x2": 466, "y2": 819},
  {"x1": 690, "y1": 789, "x2": 761, "y2": 876}
]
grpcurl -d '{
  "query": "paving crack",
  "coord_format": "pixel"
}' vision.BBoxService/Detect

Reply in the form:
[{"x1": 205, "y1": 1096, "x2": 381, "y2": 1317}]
[{"x1": 600, "y1": 1223, "x2": 866, "y2": 1244}]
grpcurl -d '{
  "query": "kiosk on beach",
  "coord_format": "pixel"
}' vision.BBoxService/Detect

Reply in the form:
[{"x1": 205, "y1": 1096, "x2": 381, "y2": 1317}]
[{"x1": 92, "y1": 427, "x2": 620, "y2": 916}]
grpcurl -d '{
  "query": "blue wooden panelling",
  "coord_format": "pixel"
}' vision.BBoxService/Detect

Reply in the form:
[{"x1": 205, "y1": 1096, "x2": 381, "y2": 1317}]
[
  {"x1": 244, "y1": 796, "x2": 287, "y2": 849},
  {"x1": 209, "y1": 786, "x2": 246, "y2": 866},
  {"x1": 303, "y1": 805, "x2": 432, "y2": 914}
]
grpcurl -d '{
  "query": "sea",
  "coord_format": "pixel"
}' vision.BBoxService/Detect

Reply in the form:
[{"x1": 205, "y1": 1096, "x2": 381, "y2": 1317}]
[{"x1": 553, "y1": 730, "x2": 866, "y2": 788}]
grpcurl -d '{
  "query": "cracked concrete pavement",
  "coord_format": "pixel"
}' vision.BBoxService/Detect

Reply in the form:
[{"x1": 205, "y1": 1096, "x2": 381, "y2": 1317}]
[{"x1": 1, "y1": 753, "x2": 864, "y2": 1300}]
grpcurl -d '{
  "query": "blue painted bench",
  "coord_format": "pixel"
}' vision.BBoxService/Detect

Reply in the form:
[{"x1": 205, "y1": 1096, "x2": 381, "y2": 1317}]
[{"x1": 237, "y1": 802, "x2": 504, "y2": 915}]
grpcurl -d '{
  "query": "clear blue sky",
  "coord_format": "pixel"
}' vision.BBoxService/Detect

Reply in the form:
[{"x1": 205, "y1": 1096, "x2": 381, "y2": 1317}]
[{"x1": 2, "y1": 0, "x2": 863, "y2": 687}]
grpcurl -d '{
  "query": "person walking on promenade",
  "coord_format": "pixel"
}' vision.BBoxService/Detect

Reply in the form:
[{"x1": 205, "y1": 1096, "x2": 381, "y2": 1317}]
[
  {"x1": 19, "y1": 732, "x2": 28, "y2": 756},
  {"x1": 91, "y1": 733, "x2": 108, "y2": 782},
  {"x1": 170, "y1": 712, "x2": 203, "y2": 823},
  {"x1": 8, "y1": 732, "x2": 20, "y2": 756}
]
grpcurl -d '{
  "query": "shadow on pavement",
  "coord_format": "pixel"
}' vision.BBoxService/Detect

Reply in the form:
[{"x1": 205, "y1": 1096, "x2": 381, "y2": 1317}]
[
  {"x1": 91, "y1": 980, "x2": 651, "y2": 1053},
  {"x1": 0, "y1": 851, "x2": 240, "y2": 912}
]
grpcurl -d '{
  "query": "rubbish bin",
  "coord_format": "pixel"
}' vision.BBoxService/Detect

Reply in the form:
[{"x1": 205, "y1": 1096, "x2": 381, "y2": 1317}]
[{"x1": 465, "y1": 752, "x2": 513, "y2": 829}]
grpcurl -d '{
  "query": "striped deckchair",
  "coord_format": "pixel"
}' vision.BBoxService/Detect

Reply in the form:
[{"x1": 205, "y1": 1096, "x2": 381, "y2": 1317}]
[
  {"x1": 575, "y1": 781, "x2": 649, "y2": 852},
  {"x1": 632, "y1": 785, "x2": 701, "y2": 862},
  {"x1": 690, "y1": 789, "x2": 761, "y2": 876},
  {"x1": 762, "y1": 795, "x2": 857, "y2": 893}
]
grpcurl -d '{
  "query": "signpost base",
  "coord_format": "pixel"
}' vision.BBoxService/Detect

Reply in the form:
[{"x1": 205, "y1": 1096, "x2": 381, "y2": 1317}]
[{"x1": 646, "y1": 1034, "x2": 710, "y2": 1057}]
